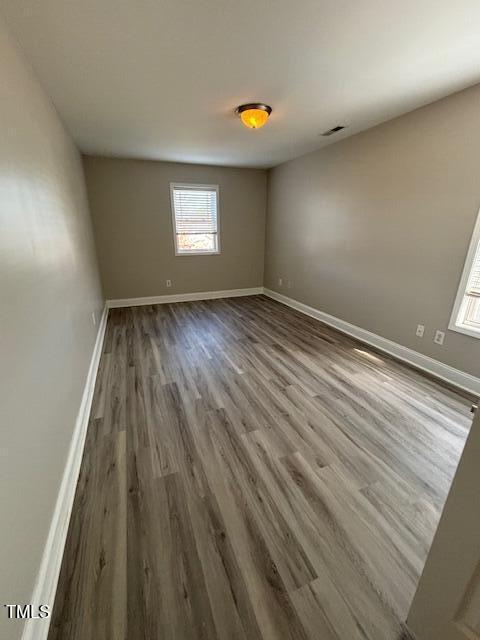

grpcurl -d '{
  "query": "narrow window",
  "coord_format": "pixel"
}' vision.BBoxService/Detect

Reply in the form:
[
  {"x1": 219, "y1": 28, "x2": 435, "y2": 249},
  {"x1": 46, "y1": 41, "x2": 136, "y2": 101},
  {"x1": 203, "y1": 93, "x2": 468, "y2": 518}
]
[
  {"x1": 450, "y1": 210, "x2": 480, "y2": 338},
  {"x1": 170, "y1": 183, "x2": 220, "y2": 255}
]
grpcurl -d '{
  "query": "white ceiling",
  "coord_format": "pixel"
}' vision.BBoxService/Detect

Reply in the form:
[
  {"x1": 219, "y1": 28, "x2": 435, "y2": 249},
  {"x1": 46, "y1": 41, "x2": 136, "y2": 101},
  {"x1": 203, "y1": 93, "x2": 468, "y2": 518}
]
[{"x1": 2, "y1": 0, "x2": 480, "y2": 168}]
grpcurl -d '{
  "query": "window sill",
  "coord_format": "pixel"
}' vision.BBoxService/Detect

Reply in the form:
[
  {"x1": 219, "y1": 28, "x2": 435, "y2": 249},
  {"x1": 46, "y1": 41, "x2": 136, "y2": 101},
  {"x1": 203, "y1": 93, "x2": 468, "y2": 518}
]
[
  {"x1": 175, "y1": 250, "x2": 221, "y2": 257},
  {"x1": 448, "y1": 321, "x2": 480, "y2": 339}
]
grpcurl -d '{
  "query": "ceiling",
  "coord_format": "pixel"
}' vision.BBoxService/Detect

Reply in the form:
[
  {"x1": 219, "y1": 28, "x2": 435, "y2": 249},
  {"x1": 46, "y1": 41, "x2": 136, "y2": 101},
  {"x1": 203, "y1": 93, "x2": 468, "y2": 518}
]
[{"x1": 2, "y1": 0, "x2": 480, "y2": 168}]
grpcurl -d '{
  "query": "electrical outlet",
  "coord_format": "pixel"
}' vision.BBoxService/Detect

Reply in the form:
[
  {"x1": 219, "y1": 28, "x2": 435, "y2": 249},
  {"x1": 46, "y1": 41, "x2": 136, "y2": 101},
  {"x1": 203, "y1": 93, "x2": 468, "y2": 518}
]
[
  {"x1": 91, "y1": 312, "x2": 96, "y2": 326},
  {"x1": 287, "y1": 279, "x2": 292, "y2": 289},
  {"x1": 278, "y1": 277, "x2": 283, "y2": 287},
  {"x1": 416, "y1": 324, "x2": 425, "y2": 337},
  {"x1": 434, "y1": 330, "x2": 445, "y2": 345},
  {"x1": 166, "y1": 279, "x2": 172, "y2": 288}
]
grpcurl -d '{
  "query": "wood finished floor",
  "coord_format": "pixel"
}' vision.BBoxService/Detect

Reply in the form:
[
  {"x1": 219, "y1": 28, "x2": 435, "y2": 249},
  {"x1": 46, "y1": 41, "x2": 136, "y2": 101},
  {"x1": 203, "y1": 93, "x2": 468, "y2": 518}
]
[{"x1": 49, "y1": 295, "x2": 473, "y2": 640}]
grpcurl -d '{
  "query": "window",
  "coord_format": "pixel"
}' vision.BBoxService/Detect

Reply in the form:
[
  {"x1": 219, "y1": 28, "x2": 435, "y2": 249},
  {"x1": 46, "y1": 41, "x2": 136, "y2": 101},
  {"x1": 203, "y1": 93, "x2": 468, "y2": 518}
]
[
  {"x1": 170, "y1": 183, "x2": 220, "y2": 255},
  {"x1": 450, "y1": 210, "x2": 480, "y2": 338}
]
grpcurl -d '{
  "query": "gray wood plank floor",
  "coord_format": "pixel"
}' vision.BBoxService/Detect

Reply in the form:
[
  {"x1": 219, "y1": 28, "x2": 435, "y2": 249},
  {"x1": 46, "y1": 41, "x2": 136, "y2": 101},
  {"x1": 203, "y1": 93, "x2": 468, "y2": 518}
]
[{"x1": 48, "y1": 295, "x2": 473, "y2": 640}]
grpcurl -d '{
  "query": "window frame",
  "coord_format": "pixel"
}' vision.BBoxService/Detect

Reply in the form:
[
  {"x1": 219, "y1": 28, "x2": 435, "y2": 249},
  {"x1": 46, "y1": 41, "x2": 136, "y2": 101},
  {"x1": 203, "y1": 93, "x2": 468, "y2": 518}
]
[
  {"x1": 449, "y1": 208, "x2": 480, "y2": 339},
  {"x1": 170, "y1": 182, "x2": 221, "y2": 256}
]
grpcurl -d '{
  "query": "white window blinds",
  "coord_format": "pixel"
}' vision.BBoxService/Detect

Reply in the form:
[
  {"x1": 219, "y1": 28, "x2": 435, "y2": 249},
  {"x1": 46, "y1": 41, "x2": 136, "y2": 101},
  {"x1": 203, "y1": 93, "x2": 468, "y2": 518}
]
[
  {"x1": 171, "y1": 184, "x2": 219, "y2": 254},
  {"x1": 466, "y1": 241, "x2": 480, "y2": 298},
  {"x1": 450, "y1": 211, "x2": 480, "y2": 337}
]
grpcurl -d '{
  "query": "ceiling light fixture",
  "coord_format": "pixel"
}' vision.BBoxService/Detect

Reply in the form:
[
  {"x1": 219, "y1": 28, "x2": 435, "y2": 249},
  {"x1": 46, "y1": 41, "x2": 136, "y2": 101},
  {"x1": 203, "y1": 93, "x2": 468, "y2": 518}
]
[{"x1": 236, "y1": 103, "x2": 272, "y2": 129}]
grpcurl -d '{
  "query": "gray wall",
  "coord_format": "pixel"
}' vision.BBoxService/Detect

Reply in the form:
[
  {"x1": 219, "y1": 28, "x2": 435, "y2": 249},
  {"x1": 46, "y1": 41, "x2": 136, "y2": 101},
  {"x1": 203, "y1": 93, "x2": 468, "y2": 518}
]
[
  {"x1": 264, "y1": 84, "x2": 480, "y2": 378},
  {"x1": 0, "y1": 18, "x2": 103, "y2": 640},
  {"x1": 83, "y1": 156, "x2": 267, "y2": 300}
]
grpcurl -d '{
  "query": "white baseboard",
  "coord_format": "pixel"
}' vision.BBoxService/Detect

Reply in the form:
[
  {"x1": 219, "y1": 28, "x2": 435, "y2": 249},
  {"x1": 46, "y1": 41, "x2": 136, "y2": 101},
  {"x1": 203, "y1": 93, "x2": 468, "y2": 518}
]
[
  {"x1": 22, "y1": 304, "x2": 109, "y2": 640},
  {"x1": 107, "y1": 286, "x2": 264, "y2": 308},
  {"x1": 264, "y1": 288, "x2": 480, "y2": 397}
]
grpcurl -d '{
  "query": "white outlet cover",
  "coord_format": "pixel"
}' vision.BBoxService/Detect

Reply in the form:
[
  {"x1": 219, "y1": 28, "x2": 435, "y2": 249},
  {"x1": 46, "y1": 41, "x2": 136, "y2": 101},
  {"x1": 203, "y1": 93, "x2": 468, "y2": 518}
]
[
  {"x1": 278, "y1": 278, "x2": 283, "y2": 286},
  {"x1": 434, "y1": 330, "x2": 445, "y2": 345},
  {"x1": 416, "y1": 324, "x2": 425, "y2": 337}
]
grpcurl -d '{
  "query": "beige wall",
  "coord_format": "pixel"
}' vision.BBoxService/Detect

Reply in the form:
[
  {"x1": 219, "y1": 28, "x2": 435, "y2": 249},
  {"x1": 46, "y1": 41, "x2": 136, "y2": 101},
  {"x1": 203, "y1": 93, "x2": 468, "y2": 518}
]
[
  {"x1": 0, "y1": 18, "x2": 103, "y2": 640},
  {"x1": 407, "y1": 410, "x2": 480, "y2": 639},
  {"x1": 265, "y1": 84, "x2": 480, "y2": 378},
  {"x1": 83, "y1": 156, "x2": 267, "y2": 300}
]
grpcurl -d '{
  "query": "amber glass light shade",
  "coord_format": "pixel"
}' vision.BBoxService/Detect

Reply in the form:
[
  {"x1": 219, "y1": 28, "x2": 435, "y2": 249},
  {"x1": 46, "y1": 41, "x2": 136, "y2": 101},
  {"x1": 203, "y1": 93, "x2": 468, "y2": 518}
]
[
  {"x1": 236, "y1": 103, "x2": 272, "y2": 129},
  {"x1": 240, "y1": 108, "x2": 269, "y2": 129}
]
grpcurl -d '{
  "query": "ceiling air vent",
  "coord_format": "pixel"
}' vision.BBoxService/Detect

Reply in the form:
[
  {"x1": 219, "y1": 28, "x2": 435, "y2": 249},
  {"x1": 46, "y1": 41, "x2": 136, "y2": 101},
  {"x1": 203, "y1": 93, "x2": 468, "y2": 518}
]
[{"x1": 321, "y1": 125, "x2": 346, "y2": 137}]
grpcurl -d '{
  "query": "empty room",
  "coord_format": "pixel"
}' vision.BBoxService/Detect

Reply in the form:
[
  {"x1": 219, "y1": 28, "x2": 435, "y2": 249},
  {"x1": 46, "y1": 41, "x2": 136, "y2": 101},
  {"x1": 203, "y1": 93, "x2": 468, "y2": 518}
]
[{"x1": 1, "y1": 2, "x2": 480, "y2": 639}]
